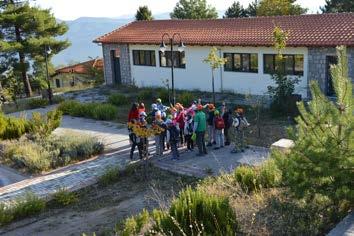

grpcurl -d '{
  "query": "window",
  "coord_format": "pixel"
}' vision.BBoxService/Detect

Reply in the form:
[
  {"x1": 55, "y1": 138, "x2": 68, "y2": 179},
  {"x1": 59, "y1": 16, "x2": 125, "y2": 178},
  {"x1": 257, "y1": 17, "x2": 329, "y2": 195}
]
[
  {"x1": 159, "y1": 51, "x2": 186, "y2": 68},
  {"x1": 263, "y1": 54, "x2": 304, "y2": 76},
  {"x1": 132, "y1": 50, "x2": 156, "y2": 66},
  {"x1": 223, "y1": 53, "x2": 258, "y2": 73}
]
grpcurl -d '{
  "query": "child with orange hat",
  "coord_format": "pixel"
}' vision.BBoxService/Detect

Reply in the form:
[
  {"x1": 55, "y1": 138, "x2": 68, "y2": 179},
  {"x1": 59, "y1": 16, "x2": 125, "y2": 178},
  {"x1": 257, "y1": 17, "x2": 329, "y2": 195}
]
[{"x1": 206, "y1": 103, "x2": 216, "y2": 147}]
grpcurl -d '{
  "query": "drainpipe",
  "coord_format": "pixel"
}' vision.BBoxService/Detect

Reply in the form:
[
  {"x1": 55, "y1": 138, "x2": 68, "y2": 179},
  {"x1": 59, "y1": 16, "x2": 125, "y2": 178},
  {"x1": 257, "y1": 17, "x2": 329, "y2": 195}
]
[{"x1": 218, "y1": 48, "x2": 223, "y2": 93}]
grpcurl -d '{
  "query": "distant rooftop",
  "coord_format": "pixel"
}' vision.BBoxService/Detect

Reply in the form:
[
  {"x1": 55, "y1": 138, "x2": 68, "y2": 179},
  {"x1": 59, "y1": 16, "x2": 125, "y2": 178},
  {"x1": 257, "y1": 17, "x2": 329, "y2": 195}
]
[
  {"x1": 95, "y1": 13, "x2": 354, "y2": 47},
  {"x1": 55, "y1": 58, "x2": 103, "y2": 75}
]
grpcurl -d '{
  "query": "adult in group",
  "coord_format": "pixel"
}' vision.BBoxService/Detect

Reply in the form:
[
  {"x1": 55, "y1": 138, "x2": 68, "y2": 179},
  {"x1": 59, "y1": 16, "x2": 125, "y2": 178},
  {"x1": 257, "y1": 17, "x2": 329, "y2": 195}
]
[
  {"x1": 194, "y1": 104, "x2": 207, "y2": 156},
  {"x1": 222, "y1": 103, "x2": 232, "y2": 146},
  {"x1": 206, "y1": 104, "x2": 216, "y2": 146},
  {"x1": 128, "y1": 103, "x2": 139, "y2": 159}
]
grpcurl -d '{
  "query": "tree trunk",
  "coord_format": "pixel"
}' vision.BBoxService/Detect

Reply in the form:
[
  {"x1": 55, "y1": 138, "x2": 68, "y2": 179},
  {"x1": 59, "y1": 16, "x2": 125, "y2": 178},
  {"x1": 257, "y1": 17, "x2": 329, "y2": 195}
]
[
  {"x1": 15, "y1": 25, "x2": 32, "y2": 97},
  {"x1": 212, "y1": 69, "x2": 215, "y2": 105}
]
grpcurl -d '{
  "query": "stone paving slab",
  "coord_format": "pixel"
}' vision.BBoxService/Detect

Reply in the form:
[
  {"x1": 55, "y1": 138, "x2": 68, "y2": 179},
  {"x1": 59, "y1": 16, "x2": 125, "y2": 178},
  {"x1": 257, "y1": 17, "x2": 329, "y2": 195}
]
[{"x1": 153, "y1": 145, "x2": 269, "y2": 178}]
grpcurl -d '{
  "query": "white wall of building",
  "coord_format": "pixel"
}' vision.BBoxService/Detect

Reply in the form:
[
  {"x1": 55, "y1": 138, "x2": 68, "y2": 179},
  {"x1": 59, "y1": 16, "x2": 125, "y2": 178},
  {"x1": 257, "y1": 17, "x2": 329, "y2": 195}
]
[{"x1": 129, "y1": 44, "x2": 309, "y2": 98}]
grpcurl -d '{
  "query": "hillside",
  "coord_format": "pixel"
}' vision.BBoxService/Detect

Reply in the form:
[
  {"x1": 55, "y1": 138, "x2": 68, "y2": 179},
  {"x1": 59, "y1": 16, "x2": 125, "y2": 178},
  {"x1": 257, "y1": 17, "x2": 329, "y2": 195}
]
[{"x1": 52, "y1": 17, "x2": 131, "y2": 66}]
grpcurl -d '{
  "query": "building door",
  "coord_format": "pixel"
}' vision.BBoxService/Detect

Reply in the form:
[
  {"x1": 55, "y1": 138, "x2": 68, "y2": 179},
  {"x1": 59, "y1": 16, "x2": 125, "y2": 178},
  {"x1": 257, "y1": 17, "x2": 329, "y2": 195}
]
[
  {"x1": 55, "y1": 79, "x2": 61, "y2": 88},
  {"x1": 110, "y1": 50, "x2": 121, "y2": 84},
  {"x1": 326, "y1": 56, "x2": 337, "y2": 96}
]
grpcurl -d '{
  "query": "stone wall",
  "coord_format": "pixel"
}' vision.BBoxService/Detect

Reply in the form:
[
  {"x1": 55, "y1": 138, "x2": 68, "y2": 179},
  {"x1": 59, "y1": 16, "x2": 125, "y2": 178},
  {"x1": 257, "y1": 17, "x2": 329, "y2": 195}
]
[
  {"x1": 308, "y1": 47, "x2": 354, "y2": 95},
  {"x1": 102, "y1": 43, "x2": 132, "y2": 85}
]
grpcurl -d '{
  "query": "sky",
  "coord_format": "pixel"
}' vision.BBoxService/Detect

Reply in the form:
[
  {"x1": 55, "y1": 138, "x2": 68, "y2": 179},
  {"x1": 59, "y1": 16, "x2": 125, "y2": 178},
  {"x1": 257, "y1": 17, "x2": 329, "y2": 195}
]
[{"x1": 33, "y1": 0, "x2": 326, "y2": 21}]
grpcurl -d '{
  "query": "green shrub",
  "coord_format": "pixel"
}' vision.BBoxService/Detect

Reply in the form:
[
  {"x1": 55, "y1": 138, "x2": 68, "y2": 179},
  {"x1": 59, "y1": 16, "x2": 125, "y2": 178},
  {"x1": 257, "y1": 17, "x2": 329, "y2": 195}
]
[
  {"x1": 91, "y1": 104, "x2": 118, "y2": 120},
  {"x1": 27, "y1": 109, "x2": 62, "y2": 139},
  {"x1": 178, "y1": 91, "x2": 194, "y2": 107},
  {"x1": 234, "y1": 165, "x2": 260, "y2": 192},
  {"x1": 57, "y1": 100, "x2": 80, "y2": 115},
  {"x1": 0, "y1": 203, "x2": 14, "y2": 226},
  {"x1": 108, "y1": 93, "x2": 128, "y2": 106},
  {"x1": 58, "y1": 100, "x2": 117, "y2": 121},
  {"x1": 99, "y1": 167, "x2": 120, "y2": 186},
  {"x1": 156, "y1": 88, "x2": 169, "y2": 103},
  {"x1": 48, "y1": 133, "x2": 104, "y2": 165},
  {"x1": 12, "y1": 192, "x2": 46, "y2": 220},
  {"x1": 52, "y1": 188, "x2": 78, "y2": 206},
  {"x1": 0, "y1": 114, "x2": 28, "y2": 140},
  {"x1": 27, "y1": 98, "x2": 49, "y2": 109},
  {"x1": 52, "y1": 95, "x2": 65, "y2": 104},
  {"x1": 153, "y1": 187, "x2": 238, "y2": 235},
  {"x1": 4, "y1": 141, "x2": 51, "y2": 173},
  {"x1": 121, "y1": 209, "x2": 150, "y2": 236},
  {"x1": 259, "y1": 159, "x2": 282, "y2": 188},
  {"x1": 137, "y1": 88, "x2": 154, "y2": 101}
]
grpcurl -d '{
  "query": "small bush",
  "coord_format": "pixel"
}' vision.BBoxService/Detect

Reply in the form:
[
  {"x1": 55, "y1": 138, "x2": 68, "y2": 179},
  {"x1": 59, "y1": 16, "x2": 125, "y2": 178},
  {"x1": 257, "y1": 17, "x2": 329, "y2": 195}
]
[
  {"x1": 27, "y1": 98, "x2": 49, "y2": 109},
  {"x1": 91, "y1": 104, "x2": 118, "y2": 120},
  {"x1": 156, "y1": 88, "x2": 169, "y2": 103},
  {"x1": 121, "y1": 209, "x2": 150, "y2": 236},
  {"x1": 259, "y1": 159, "x2": 282, "y2": 188},
  {"x1": 27, "y1": 109, "x2": 62, "y2": 139},
  {"x1": 153, "y1": 187, "x2": 238, "y2": 235},
  {"x1": 0, "y1": 114, "x2": 28, "y2": 140},
  {"x1": 57, "y1": 100, "x2": 80, "y2": 115},
  {"x1": 12, "y1": 192, "x2": 46, "y2": 220},
  {"x1": 99, "y1": 167, "x2": 120, "y2": 186},
  {"x1": 178, "y1": 91, "x2": 194, "y2": 107},
  {"x1": 52, "y1": 188, "x2": 78, "y2": 206},
  {"x1": 4, "y1": 141, "x2": 51, "y2": 173},
  {"x1": 137, "y1": 88, "x2": 154, "y2": 101},
  {"x1": 234, "y1": 165, "x2": 260, "y2": 192},
  {"x1": 108, "y1": 93, "x2": 128, "y2": 106}
]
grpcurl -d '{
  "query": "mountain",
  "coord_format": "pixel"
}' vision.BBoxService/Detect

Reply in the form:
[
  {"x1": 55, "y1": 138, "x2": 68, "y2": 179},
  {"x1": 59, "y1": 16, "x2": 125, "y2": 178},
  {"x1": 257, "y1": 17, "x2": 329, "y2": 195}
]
[
  {"x1": 52, "y1": 17, "x2": 131, "y2": 66},
  {"x1": 52, "y1": 11, "x2": 224, "y2": 67}
]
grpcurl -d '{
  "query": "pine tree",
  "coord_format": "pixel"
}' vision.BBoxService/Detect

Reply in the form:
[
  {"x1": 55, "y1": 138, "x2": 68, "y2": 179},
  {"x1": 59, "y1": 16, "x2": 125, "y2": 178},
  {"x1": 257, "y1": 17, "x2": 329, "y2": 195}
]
[
  {"x1": 0, "y1": 1, "x2": 70, "y2": 97},
  {"x1": 275, "y1": 46, "x2": 353, "y2": 210},
  {"x1": 135, "y1": 6, "x2": 153, "y2": 21},
  {"x1": 223, "y1": 1, "x2": 247, "y2": 18},
  {"x1": 320, "y1": 0, "x2": 354, "y2": 13}
]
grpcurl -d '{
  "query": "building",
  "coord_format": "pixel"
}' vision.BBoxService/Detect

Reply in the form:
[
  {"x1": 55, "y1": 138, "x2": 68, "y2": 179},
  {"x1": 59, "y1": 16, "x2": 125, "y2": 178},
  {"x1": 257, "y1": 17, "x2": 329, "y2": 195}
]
[
  {"x1": 53, "y1": 58, "x2": 104, "y2": 88},
  {"x1": 94, "y1": 13, "x2": 354, "y2": 99}
]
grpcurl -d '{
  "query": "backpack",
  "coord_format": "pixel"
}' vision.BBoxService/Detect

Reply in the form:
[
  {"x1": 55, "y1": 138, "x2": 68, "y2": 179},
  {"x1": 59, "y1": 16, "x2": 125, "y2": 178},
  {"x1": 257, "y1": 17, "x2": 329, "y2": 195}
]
[{"x1": 215, "y1": 117, "x2": 225, "y2": 130}]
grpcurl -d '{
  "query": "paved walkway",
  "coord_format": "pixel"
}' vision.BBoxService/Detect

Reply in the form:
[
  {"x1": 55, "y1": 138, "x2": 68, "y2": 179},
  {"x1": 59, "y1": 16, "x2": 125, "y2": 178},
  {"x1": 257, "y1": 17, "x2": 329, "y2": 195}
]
[{"x1": 0, "y1": 166, "x2": 26, "y2": 187}]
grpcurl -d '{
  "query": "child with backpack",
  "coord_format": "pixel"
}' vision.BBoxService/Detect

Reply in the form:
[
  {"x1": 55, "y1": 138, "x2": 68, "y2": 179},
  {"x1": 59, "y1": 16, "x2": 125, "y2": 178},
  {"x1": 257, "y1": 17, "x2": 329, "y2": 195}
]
[
  {"x1": 166, "y1": 119, "x2": 180, "y2": 160},
  {"x1": 153, "y1": 111, "x2": 164, "y2": 156},
  {"x1": 214, "y1": 110, "x2": 225, "y2": 150},
  {"x1": 184, "y1": 111, "x2": 194, "y2": 151}
]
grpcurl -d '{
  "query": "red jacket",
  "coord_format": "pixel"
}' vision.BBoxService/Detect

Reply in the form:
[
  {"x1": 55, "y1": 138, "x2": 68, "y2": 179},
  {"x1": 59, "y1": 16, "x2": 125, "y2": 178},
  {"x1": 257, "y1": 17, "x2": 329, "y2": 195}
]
[
  {"x1": 128, "y1": 110, "x2": 139, "y2": 122},
  {"x1": 175, "y1": 111, "x2": 185, "y2": 129}
]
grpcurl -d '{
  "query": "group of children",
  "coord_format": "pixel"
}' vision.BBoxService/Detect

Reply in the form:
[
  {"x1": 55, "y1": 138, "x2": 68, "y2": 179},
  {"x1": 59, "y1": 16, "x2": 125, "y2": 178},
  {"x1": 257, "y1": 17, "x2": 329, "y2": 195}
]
[{"x1": 127, "y1": 98, "x2": 250, "y2": 160}]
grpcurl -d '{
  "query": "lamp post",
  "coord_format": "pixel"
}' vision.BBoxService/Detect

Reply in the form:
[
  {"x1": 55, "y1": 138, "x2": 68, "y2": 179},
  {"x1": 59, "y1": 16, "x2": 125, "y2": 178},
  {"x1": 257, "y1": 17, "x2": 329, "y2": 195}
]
[
  {"x1": 44, "y1": 45, "x2": 53, "y2": 104},
  {"x1": 159, "y1": 33, "x2": 185, "y2": 106}
]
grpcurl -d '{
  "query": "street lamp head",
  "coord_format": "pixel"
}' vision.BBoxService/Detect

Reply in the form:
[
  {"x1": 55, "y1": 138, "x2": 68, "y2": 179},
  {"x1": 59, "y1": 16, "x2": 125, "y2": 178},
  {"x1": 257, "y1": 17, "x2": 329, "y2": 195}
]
[
  {"x1": 46, "y1": 46, "x2": 52, "y2": 55},
  {"x1": 177, "y1": 41, "x2": 185, "y2": 52},
  {"x1": 159, "y1": 41, "x2": 167, "y2": 53}
]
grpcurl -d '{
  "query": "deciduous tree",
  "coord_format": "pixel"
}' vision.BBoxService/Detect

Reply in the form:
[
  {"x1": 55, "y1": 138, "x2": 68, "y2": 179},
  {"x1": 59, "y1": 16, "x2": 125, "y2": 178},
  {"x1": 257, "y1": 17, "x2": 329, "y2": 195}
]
[
  {"x1": 257, "y1": 0, "x2": 307, "y2": 16},
  {"x1": 170, "y1": 0, "x2": 218, "y2": 19}
]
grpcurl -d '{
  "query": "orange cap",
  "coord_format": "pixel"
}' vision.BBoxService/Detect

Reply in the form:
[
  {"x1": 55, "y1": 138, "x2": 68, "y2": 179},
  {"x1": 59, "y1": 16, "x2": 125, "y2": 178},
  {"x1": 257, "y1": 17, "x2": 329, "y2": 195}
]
[{"x1": 197, "y1": 104, "x2": 203, "y2": 110}]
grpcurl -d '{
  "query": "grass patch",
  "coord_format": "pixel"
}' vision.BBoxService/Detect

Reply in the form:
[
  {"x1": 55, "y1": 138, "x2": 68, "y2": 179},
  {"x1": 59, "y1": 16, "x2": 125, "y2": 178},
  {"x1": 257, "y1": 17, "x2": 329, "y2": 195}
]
[
  {"x1": 0, "y1": 192, "x2": 45, "y2": 226},
  {"x1": 108, "y1": 93, "x2": 129, "y2": 106}
]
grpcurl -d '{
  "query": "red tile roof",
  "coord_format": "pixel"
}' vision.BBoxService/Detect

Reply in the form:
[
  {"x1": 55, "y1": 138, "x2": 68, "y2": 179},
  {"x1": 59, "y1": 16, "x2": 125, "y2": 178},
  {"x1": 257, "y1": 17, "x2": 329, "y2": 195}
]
[
  {"x1": 94, "y1": 13, "x2": 354, "y2": 47},
  {"x1": 55, "y1": 58, "x2": 104, "y2": 75}
]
